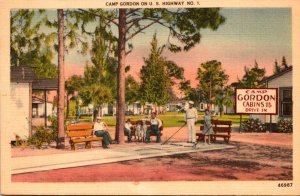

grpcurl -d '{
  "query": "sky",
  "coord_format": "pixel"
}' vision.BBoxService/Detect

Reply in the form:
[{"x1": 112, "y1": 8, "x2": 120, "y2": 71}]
[{"x1": 35, "y1": 8, "x2": 292, "y2": 87}]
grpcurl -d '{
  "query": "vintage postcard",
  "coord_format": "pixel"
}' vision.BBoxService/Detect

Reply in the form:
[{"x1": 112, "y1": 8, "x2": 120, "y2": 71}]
[{"x1": 1, "y1": 0, "x2": 300, "y2": 195}]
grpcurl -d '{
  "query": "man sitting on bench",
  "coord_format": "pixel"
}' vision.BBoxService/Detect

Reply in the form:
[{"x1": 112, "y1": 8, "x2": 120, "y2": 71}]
[
  {"x1": 145, "y1": 112, "x2": 162, "y2": 143},
  {"x1": 93, "y1": 116, "x2": 115, "y2": 149}
]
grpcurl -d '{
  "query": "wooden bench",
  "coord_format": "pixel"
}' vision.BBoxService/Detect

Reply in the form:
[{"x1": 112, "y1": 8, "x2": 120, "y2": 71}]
[
  {"x1": 66, "y1": 123, "x2": 102, "y2": 150},
  {"x1": 124, "y1": 120, "x2": 163, "y2": 139},
  {"x1": 196, "y1": 119, "x2": 232, "y2": 143}
]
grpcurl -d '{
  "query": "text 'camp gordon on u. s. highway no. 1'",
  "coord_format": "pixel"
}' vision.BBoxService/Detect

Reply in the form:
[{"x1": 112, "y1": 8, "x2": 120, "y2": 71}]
[{"x1": 235, "y1": 88, "x2": 278, "y2": 114}]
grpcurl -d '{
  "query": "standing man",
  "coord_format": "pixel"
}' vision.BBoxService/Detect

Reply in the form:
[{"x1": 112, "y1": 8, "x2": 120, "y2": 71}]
[
  {"x1": 185, "y1": 101, "x2": 198, "y2": 143},
  {"x1": 145, "y1": 112, "x2": 163, "y2": 143}
]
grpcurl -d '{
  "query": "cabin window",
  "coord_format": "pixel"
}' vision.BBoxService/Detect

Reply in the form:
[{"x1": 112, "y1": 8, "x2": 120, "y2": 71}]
[{"x1": 279, "y1": 87, "x2": 292, "y2": 117}]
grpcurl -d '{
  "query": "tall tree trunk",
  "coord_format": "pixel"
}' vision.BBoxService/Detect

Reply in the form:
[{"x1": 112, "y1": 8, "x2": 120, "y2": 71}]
[
  {"x1": 115, "y1": 9, "x2": 127, "y2": 144},
  {"x1": 57, "y1": 9, "x2": 65, "y2": 149}
]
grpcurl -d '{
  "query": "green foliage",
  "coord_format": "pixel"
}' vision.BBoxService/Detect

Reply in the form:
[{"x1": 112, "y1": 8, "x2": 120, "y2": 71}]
[
  {"x1": 196, "y1": 60, "x2": 229, "y2": 104},
  {"x1": 48, "y1": 115, "x2": 58, "y2": 139},
  {"x1": 273, "y1": 59, "x2": 281, "y2": 74},
  {"x1": 69, "y1": 99, "x2": 78, "y2": 117},
  {"x1": 91, "y1": 84, "x2": 114, "y2": 106},
  {"x1": 10, "y1": 9, "x2": 58, "y2": 78},
  {"x1": 126, "y1": 75, "x2": 140, "y2": 104},
  {"x1": 76, "y1": 8, "x2": 225, "y2": 53},
  {"x1": 79, "y1": 60, "x2": 117, "y2": 107},
  {"x1": 139, "y1": 8, "x2": 225, "y2": 52},
  {"x1": 281, "y1": 56, "x2": 288, "y2": 69},
  {"x1": 237, "y1": 61, "x2": 266, "y2": 88},
  {"x1": 65, "y1": 75, "x2": 84, "y2": 95},
  {"x1": 277, "y1": 118, "x2": 292, "y2": 133},
  {"x1": 242, "y1": 118, "x2": 266, "y2": 133},
  {"x1": 78, "y1": 19, "x2": 118, "y2": 107},
  {"x1": 214, "y1": 85, "x2": 234, "y2": 116},
  {"x1": 27, "y1": 126, "x2": 56, "y2": 148},
  {"x1": 179, "y1": 80, "x2": 202, "y2": 105},
  {"x1": 140, "y1": 34, "x2": 184, "y2": 107}
]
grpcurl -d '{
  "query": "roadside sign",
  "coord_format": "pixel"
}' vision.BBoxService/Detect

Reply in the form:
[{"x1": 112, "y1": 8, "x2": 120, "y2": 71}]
[{"x1": 235, "y1": 88, "x2": 278, "y2": 114}]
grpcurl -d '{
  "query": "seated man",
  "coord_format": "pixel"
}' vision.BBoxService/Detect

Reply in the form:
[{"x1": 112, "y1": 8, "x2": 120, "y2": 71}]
[
  {"x1": 93, "y1": 116, "x2": 115, "y2": 149},
  {"x1": 145, "y1": 112, "x2": 162, "y2": 143},
  {"x1": 124, "y1": 119, "x2": 132, "y2": 142}
]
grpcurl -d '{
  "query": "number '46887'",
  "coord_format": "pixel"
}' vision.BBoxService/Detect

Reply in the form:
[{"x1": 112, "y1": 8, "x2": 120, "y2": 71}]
[{"x1": 278, "y1": 183, "x2": 292, "y2": 187}]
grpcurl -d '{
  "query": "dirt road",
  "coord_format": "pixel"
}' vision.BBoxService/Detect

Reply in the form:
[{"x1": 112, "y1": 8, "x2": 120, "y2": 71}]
[{"x1": 12, "y1": 130, "x2": 292, "y2": 182}]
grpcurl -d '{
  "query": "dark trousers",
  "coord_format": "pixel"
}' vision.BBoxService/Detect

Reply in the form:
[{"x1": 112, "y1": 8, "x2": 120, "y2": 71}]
[
  {"x1": 124, "y1": 128, "x2": 132, "y2": 141},
  {"x1": 95, "y1": 130, "x2": 112, "y2": 146},
  {"x1": 146, "y1": 125, "x2": 160, "y2": 142}
]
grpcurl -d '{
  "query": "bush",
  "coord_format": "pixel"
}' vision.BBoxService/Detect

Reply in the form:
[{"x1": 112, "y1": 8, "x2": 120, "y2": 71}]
[
  {"x1": 27, "y1": 126, "x2": 56, "y2": 148},
  {"x1": 242, "y1": 118, "x2": 266, "y2": 132},
  {"x1": 277, "y1": 118, "x2": 293, "y2": 133}
]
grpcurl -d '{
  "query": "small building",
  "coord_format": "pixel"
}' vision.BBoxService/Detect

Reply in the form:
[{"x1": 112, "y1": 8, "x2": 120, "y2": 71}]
[
  {"x1": 166, "y1": 100, "x2": 184, "y2": 112},
  {"x1": 32, "y1": 96, "x2": 55, "y2": 118},
  {"x1": 253, "y1": 66, "x2": 293, "y2": 123},
  {"x1": 10, "y1": 66, "x2": 36, "y2": 140},
  {"x1": 126, "y1": 102, "x2": 141, "y2": 115},
  {"x1": 32, "y1": 78, "x2": 58, "y2": 127},
  {"x1": 10, "y1": 66, "x2": 58, "y2": 140}
]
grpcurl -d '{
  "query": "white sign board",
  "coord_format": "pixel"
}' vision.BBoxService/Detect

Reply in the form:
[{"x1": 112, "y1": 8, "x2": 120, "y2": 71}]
[{"x1": 235, "y1": 88, "x2": 278, "y2": 114}]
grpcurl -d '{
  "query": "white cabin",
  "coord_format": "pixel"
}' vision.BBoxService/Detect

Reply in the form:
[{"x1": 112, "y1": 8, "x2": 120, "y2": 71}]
[{"x1": 253, "y1": 66, "x2": 293, "y2": 123}]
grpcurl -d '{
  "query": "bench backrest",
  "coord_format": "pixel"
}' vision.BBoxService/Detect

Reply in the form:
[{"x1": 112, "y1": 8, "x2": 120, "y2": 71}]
[
  {"x1": 199, "y1": 119, "x2": 232, "y2": 134},
  {"x1": 66, "y1": 123, "x2": 94, "y2": 137}
]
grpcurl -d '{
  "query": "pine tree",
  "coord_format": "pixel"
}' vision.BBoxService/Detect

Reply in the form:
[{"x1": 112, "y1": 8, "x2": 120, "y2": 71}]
[
  {"x1": 273, "y1": 59, "x2": 281, "y2": 74},
  {"x1": 197, "y1": 60, "x2": 229, "y2": 109},
  {"x1": 281, "y1": 56, "x2": 288, "y2": 69},
  {"x1": 238, "y1": 61, "x2": 266, "y2": 88},
  {"x1": 10, "y1": 9, "x2": 58, "y2": 78},
  {"x1": 140, "y1": 34, "x2": 184, "y2": 112}
]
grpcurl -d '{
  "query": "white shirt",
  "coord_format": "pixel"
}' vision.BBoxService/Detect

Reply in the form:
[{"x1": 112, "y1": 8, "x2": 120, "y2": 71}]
[
  {"x1": 150, "y1": 118, "x2": 162, "y2": 128},
  {"x1": 125, "y1": 122, "x2": 132, "y2": 130},
  {"x1": 185, "y1": 107, "x2": 198, "y2": 121},
  {"x1": 93, "y1": 121, "x2": 106, "y2": 131}
]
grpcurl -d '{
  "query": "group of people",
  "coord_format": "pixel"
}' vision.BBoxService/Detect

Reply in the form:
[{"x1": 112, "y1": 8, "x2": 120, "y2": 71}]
[
  {"x1": 124, "y1": 119, "x2": 147, "y2": 142},
  {"x1": 124, "y1": 112, "x2": 162, "y2": 143},
  {"x1": 93, "y1": 101, "x2": 213, "y2": 149},
  {"x1": 93, "y1": 112, "x2": 163, "y2": 149}
]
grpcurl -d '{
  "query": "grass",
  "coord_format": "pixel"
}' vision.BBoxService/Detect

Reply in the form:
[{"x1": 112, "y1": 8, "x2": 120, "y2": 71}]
[
  {"x1": 74, "y1": 112, "x2": 249, "y2": 127},
  {"x1": 213, "y1": 114, "x2": 250, "y2": 124}
]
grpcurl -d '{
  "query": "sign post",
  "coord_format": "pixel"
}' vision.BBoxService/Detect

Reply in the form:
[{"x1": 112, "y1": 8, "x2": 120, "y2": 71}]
[{"x1": 235, "y1": 88, "x2": 278, "y2": 132}]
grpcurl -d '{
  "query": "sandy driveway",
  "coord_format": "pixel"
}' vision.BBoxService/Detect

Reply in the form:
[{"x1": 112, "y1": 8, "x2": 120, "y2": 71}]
[{"x1": 11, "y1": 127, "x2": 292, "y2": 182}]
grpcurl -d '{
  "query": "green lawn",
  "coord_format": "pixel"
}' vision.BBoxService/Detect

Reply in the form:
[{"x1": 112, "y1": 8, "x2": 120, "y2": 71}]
[{"x1": 75, "y1": 112, "x2": 249, "y2": 127}]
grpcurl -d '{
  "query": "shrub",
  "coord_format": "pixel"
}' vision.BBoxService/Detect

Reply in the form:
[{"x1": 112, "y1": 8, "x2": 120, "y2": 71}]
[
  {"x1": 48, "y1": 115, "x2": 59, "y2": 141},
  {"x1": 277, "y1": 118, "x2": 293, "y2": 133},
  {"x1": 27, "y1": 126, "x2": 56, "y2": 148},
  {"x1": 242, "y1": 118, "x2": 266, "y2": 132}
]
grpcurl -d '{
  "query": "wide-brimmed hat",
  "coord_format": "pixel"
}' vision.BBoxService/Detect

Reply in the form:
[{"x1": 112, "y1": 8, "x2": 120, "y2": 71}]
[
  {"x1": 96, "y1": 116, "x2": 102, "y2": 120},
  {"x1": 188, "y1": 101, "x2": 194, "y2": 104}
]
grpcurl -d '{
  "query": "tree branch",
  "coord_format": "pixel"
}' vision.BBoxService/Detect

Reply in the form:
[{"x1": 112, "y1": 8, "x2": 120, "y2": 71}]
[
  {"x1": 126, "y1": 17, "x2": 144, "y2": 31},
  {"x1": 126, "y1": 18, "x2": 161, "y2": 41},
  {"x1": 126, "y1": 9, "x2": 141, "y2": 17},
  {"x1": 77, "y1": 9, "x2": 119, "y2": 26}
]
